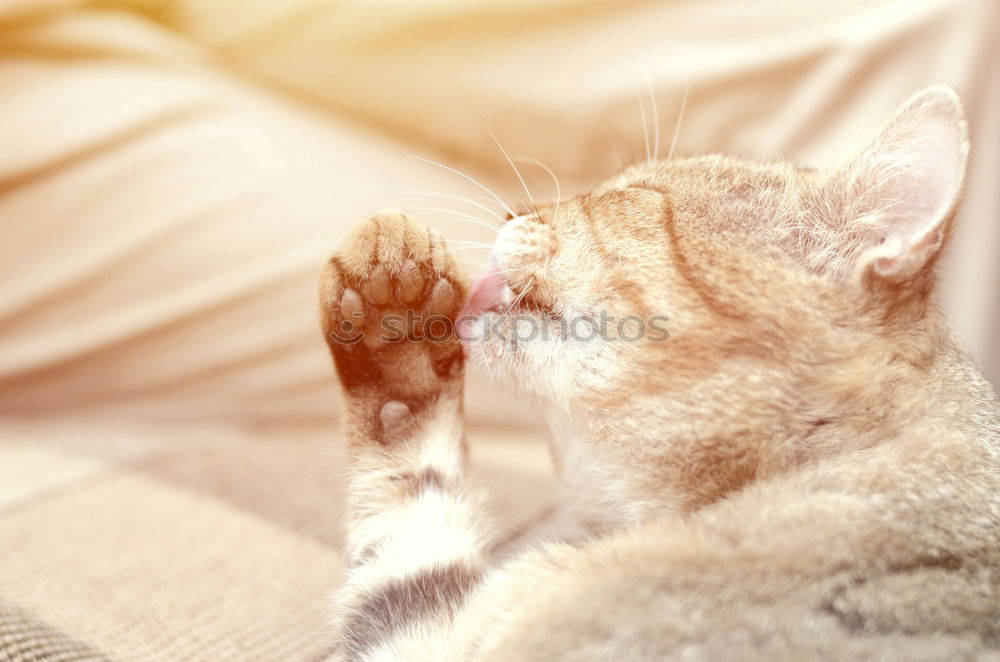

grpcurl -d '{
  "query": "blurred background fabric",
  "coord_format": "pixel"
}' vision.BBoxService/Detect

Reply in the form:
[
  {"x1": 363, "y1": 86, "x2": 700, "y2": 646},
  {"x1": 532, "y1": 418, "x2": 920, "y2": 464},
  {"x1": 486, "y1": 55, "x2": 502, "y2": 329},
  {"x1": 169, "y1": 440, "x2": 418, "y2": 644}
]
[
  {"x1": 0, "y1": 0, "x2": 997, "y2": 425},
  {"x1": 0, "y1": 1, "x2": 997, "y2": 659}
]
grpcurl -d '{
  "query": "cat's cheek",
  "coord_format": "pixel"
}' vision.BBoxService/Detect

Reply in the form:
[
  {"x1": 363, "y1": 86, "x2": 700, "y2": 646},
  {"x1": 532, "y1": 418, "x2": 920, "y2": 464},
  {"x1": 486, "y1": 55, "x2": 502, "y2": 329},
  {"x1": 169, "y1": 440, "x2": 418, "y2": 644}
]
[{"x1": 457, "y1": 312, "x2": 499, "y2": 347}]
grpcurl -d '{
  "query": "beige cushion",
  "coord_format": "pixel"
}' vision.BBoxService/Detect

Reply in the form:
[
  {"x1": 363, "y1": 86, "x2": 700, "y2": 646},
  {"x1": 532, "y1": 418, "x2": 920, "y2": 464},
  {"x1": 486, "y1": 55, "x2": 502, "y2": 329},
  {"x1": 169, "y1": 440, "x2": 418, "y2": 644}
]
[{"x1": 0, "y1": 418, "x2": 553, "y2": 660}]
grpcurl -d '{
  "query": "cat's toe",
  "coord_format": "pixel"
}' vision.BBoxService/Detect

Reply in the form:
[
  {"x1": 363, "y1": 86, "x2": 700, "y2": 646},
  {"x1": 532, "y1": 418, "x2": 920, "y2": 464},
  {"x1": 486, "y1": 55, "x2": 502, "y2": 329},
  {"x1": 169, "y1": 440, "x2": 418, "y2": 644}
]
[
  {"x1": 364, "y1": 265, "x2": 393, "y2": 305},
  {"x1": 426, "y1": 278, "x2": 458, "y2": 318},
  {"x1": 320, "y1": 210, "x2": 467, "y2": 406},
  {"x1": 339, "y1": 288, "x2": 365, "y2": 328}
]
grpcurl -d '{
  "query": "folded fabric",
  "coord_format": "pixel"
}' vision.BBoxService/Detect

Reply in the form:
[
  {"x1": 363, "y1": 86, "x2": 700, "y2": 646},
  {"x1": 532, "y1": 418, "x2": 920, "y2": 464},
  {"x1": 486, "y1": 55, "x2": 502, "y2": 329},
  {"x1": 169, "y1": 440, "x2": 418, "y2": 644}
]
[{"x1": 0, "y1": 1, "x2": 996, "y2": 424}]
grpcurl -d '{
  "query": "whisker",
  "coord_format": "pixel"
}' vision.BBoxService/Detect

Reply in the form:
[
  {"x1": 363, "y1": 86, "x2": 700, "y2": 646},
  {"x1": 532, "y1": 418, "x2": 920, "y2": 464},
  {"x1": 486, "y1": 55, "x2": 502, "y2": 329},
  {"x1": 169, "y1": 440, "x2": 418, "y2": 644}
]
[
  {"x1": 447, "y1": 239, "x2": 494, "y2": 246},
  {"x1": 609, "y1": 128, "x2": 639, "y2": 168},
  {"x1": 514, "y1": 156, "x2": 561, "y2": 223},
  {"x1": 511, "y1": 278, "x2": 535, "y2": 309},
  {"x1": 635, "y1": 83, "x2": 651, "y2": 162},
  {"x1": 407, "y1": 206, "x2": 500, "y2": 233},
  {"x1": 390, "y1": 188, "x2": 507, "y2": 222},
  {"x1": 642, "y1": 66, "x2": 660, "y2": 161},
  {"x1": 489, "y1": 283, "x2": 513, "y2": 309},
  {"x1": 449, "y1": 241, "x2": 495, "y2": 252},
  {"x1": 667, "y1": 84, "x2": 690, "y2": 162},
  {"x1": 473, "y1": 193, "x2": 507, "y2": 208},
  {"x1": 452, "y1": 245, "x2": 495, "y2": 253},
  {"x1": 408, "y1": 155, "x2": 517, "y2": 218},
  {"x1": 488, "y1": 129, "x2": 538, "y2": 219},
  {"x1": 441, "y1": 217, "x2": 505, "y2": 234}
]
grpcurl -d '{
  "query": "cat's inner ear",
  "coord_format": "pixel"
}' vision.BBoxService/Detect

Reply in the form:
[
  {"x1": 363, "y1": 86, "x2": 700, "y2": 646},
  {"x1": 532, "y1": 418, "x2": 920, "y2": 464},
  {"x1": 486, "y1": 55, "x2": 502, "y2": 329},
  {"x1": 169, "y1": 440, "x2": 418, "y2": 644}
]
[{"x1": 831, "y1": 86, "x2": 969, "y2": 283}]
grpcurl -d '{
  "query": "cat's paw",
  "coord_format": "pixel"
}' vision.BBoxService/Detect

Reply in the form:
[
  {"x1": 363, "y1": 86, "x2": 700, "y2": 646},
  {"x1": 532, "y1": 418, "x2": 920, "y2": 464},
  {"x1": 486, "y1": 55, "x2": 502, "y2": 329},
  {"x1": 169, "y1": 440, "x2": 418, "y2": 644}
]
[{"x1": 320, "y1": 210, "x2": 466, "y2": 441}]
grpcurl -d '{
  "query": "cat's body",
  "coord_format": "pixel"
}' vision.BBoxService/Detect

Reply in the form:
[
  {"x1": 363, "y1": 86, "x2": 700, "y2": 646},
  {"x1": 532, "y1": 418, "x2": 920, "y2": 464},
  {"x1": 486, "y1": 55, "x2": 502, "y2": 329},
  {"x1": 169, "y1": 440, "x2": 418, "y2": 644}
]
[{"x1": 319, "y1": 87, "x2": 1000, "y2": 660}]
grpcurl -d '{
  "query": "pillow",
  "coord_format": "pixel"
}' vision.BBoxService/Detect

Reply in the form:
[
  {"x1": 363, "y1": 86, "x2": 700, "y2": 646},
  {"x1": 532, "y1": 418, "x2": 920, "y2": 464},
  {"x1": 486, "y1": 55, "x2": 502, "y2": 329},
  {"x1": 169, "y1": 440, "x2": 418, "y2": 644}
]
[{"x1": 0, "y1": 8, "x2": 523, "y2": 424}]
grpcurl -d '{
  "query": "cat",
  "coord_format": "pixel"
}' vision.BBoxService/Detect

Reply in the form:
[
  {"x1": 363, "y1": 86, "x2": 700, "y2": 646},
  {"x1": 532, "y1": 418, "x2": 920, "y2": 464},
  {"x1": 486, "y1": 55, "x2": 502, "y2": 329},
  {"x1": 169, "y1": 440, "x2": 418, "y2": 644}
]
[{"x1": 318, "y1": 86, "x2": 1000, "y2": 660}]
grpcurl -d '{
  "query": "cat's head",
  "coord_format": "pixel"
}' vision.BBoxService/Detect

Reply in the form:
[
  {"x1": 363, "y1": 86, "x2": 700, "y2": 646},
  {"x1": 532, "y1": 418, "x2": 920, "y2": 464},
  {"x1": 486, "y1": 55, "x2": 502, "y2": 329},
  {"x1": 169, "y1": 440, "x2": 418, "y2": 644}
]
[{"x1": 460, "y1": 86, "x2": 968, "y2": 429}]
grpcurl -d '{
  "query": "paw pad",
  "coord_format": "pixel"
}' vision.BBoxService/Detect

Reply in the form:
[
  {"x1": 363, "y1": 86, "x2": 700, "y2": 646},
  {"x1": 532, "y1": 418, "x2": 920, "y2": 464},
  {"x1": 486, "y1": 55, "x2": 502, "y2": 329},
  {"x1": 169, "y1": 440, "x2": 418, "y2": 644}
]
[{"x1": 320, "y1": 210, "x2": 467, "y2": 410}]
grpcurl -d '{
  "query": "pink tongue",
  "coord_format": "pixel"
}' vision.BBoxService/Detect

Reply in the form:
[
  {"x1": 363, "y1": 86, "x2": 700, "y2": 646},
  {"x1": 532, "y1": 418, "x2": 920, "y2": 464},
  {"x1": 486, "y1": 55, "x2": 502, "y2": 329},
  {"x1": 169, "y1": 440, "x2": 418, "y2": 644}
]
[
  {"x1": 461, "y1": 262, "x2": 507, "y2": 318},
  {"x1": 458, "y1": 263, "x2": 506, "y2": 340}
]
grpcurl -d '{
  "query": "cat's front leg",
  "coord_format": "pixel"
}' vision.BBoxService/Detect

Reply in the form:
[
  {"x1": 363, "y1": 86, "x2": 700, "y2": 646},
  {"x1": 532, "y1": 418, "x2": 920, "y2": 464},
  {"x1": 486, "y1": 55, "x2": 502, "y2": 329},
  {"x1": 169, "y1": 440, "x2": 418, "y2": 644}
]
[{"x1": 320, "y1": 210, "x2": 488, "y2": 660}]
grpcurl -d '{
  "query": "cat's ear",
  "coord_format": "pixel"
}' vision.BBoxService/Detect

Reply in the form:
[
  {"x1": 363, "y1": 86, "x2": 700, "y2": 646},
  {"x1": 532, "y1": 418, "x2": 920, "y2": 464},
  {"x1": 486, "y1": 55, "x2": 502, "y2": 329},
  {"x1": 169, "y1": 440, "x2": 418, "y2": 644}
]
[{"x1": 830, "y1": 86, "x2": 968, "y2": 285}]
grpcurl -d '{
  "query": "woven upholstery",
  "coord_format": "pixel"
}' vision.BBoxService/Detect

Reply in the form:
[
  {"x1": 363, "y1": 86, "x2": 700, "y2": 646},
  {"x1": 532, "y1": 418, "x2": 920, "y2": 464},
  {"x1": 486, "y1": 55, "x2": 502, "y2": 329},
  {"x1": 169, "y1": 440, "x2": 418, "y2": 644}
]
[{"x1": 0, "y1": 419, "x2": 553, "y2": 661}]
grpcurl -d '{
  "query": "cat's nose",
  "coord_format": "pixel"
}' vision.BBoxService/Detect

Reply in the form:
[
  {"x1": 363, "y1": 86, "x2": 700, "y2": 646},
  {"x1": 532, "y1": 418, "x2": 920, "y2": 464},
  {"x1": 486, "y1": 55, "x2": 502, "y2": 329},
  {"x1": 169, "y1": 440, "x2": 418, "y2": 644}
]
[
  {"x1": 504, "y1": 212, "x2": 533, "y2": 226},
  {"x1": 494, "y1": 213, "x2": 555, "y2": 267},
  {"x1": 503, "y1": 205, "x2": 530, "y2": 223},
  {"x1": 504, "y1": 201, "x2": 559, "y2": 223},
  {"x1": 494, "y1": 213, "x2": 527, "y2": 254}
]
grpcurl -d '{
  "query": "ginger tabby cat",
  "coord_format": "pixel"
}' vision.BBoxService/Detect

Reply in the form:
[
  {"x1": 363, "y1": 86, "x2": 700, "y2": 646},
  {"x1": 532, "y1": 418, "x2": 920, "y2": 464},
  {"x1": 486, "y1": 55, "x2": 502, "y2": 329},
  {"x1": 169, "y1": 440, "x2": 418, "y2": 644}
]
[{"x1": 319, "y1": 86, "x2": 1000, "y2": 660}]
